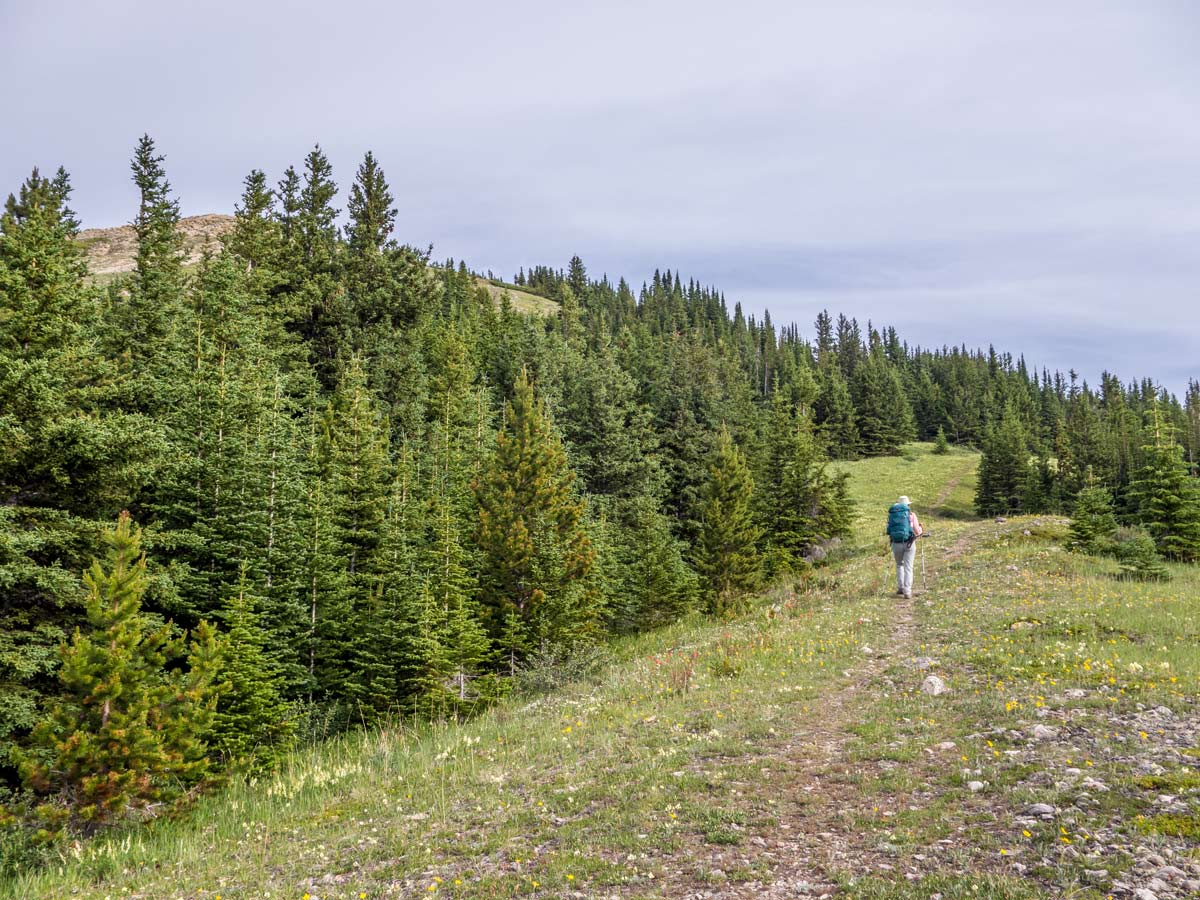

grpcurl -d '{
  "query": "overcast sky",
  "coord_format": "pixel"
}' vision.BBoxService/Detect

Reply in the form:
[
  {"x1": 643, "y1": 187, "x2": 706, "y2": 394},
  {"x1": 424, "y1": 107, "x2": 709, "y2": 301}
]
[{"x1": 2, "y1": 1, "x2": 1196, "y2": 393}]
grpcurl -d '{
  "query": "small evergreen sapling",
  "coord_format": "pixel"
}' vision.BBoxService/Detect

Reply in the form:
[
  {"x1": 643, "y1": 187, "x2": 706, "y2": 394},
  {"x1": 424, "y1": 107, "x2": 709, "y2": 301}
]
[
  {"x1": 1069, "y1": 481, "x2": 1118, "y2": 555},
  {"x1": 18, "y1": 513, "x2": 219, "y2": 836},
  {"x1": 933, "y1": 426, "x2": 950, "y2": 455},
  {"x1": 1115, "y1": 528, "x2": 1170, "y2": 582}
]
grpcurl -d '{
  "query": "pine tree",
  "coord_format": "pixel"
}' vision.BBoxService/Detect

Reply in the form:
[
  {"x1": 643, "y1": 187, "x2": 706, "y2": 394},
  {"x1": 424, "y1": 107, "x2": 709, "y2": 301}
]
[
  {"x1": 694, "y1": 426, "x2": 762, "y2": 616},
  {"x1": 474, "y1": 368, "x2": 596, "y2": 657},
  {"x1": 18, "y1": 513, "x2": 219, "y2": 835}
]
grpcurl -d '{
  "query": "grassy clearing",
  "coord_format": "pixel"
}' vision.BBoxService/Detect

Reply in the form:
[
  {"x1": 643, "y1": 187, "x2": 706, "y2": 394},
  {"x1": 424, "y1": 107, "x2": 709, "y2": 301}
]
[{"x1": 474, "y1": 278, "x2": 559, "y2": 316}]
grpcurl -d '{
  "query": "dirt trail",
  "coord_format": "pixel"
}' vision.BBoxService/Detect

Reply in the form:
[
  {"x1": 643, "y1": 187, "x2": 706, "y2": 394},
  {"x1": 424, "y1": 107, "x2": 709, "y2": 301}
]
[{"x1": 663, "y1": 500, "x2": 991, "y2": 898}]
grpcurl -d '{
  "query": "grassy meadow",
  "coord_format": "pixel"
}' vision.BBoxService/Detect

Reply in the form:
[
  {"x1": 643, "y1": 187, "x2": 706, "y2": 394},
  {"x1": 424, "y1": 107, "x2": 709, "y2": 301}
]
[{"x1": 4, "y1": 444, "x2": 1197, "y2": 900}]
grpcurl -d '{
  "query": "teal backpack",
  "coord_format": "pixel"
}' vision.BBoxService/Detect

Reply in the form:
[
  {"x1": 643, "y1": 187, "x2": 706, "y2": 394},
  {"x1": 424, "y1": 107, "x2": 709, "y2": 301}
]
[{"x1": 887, "y1": 503, "x2": 913, "y2": 542}]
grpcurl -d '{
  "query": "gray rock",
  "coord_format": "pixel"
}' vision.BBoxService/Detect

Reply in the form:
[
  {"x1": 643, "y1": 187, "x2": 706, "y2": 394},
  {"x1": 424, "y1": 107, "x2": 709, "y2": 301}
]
[
  {"x1": 967, "y1": 780, "x2": 985, "y2": 792},
  {"x1": 910, "y1": 656, "x2": 939, "y2": 670},
  {"x1": 1031, "y1": 724, "x2": 1058, "y2": 741},
  {"x1": 1025, "y1": 803, "x2": 1056, "y2": 817},
  {"x1": 1183, "y1": 880, "x2": 1200, "y2": 894},
  {"x1": 1083, "y1": 869, "x2": 1108, "y2": 884},
  {"x1": 935, "y1": 741, "x2": 957, "y2": 751},
  {"x1": 921, "y1": 675, "x2": 948, "y2": 696},
  {"x1": 995, "y1": 516, "x2": 1007, "y2": 523},
  {"x1": 1133, "y1": 890, "x2": 1158, "y2": 900}
]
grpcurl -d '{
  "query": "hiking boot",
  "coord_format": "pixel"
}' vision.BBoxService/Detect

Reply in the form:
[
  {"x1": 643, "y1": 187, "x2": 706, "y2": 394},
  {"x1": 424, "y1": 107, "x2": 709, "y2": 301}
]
[{"x1": 903, "y1": 590, "x2": 913, "y2": 599}]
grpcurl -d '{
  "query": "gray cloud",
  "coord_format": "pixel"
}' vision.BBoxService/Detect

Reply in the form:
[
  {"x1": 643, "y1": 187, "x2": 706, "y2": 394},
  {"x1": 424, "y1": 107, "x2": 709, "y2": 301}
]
[{"x1": 2, "y1": 0, "x2": 1196, "y2": 393}]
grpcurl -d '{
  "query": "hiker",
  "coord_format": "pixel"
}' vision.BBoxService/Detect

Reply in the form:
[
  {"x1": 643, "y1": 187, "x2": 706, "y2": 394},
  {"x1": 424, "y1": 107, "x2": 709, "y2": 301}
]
[{"x1": 886, "y1": 495, "x2": 923, "y2": 599}]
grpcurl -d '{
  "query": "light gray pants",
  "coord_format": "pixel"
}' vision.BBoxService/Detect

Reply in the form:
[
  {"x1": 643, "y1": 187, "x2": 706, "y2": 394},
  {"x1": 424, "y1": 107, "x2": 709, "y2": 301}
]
[{"x1": 892, "y1": 540, "x2": 916, "y2": 595}]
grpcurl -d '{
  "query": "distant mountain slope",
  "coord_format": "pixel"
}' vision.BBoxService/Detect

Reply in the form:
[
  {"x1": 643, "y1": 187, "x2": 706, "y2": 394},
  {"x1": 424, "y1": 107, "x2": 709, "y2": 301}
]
[
  {"x1": 76, "y1": 213, "x2": 235, "y2": 275},
  {"x1": 74, "y1": 214, "x2": 558, "y2": 315}
]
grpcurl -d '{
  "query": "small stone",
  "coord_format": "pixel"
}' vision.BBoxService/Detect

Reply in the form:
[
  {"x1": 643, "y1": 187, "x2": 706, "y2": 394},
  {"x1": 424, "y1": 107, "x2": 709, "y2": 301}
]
[
  {"x1": 995, "y1": 516, "x2": 1007, "y2": 523},
  {"x1": 1064, "y1": 688, "x2": 1087, "y2": 699},
  {"x1": 1023, "y1": 529, "x2": 1032, "y2": 535},
  {"x1": 861, "y1": 646, "x2": 874, "y2": 655},
  {"x1": 1133, "y1": 889, "x2": 1158, "y2": 900},
  {"x1": 968, "y1": 780, "x2": 985, "y2": 792},
  {"x1": 1183, "y1": 880, "x2": 1200, "y2": 894},
  {"x1": 1024, "y1": 803, "x2": 1056, "y2": 817},
  {"x1": 921, "y1": 675, "x2": 948, "y2": 696},
  {"x1": 910, "y1": 656, "x2": 939, "y2": 670},
  {"x1": 935, "y1": 741, "x2": 957, "y2": 751},
  {"x1": 1030, "y1": 724, "x2": 1058, "y2": 741},
  {"x1": 1146, "y1": 878, "x2": 1170, "y2": 894},
  {"x1": 1083, "y1": 870, "x2": 1108, "y2": 884},
  {"x1": 1156, "y1": 865, "x2": 1187, "y2": 882}
]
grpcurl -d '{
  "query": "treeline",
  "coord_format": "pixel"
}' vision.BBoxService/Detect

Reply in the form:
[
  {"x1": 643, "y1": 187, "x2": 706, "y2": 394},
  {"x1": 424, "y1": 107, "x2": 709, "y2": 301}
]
[{"x1": 1, "y1": 138, "x2": 855, "y2": 846}]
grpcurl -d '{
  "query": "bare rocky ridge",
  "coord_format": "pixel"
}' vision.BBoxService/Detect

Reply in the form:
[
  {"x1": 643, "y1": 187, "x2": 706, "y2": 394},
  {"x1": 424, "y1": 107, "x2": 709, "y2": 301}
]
[
  {"x1": 72, "y1": 212, "x2": 559, "y2": 315},
  {"x1": 75, "y1": 213, "x2": 235, "y2": 275}
]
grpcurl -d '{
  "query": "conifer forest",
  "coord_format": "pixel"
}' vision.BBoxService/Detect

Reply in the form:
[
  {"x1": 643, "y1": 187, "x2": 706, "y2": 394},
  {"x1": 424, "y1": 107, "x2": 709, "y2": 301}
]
[{"x1": 2, "y1": 136, "x2": 1199, "y2": 868}]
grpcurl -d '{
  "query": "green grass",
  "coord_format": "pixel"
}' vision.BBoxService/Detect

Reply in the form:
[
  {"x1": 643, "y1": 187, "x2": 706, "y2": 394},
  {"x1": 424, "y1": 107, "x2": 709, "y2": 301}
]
[
  {"x1": 6, "y1": 443, "x2": 1198, "y2": 899},
  {"x1": 474, "y1": 278, "x2": 559, "y2": 316}
]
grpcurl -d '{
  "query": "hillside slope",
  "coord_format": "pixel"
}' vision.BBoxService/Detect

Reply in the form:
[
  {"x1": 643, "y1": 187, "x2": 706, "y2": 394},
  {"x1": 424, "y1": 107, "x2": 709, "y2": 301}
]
[
  {"x1": 74, "y1": 215, "x2": 558, "y2": 314},
  {"x1": 7, "y1": 446, "x2": 1199, "y2": 900}
]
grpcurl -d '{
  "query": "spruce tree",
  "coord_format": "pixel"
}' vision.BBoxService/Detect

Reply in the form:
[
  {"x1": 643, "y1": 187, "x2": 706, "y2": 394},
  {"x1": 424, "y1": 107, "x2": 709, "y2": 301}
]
[
  {"x1": 317, "y1": 357, "x2": 394, "y2": 717},
  {"x1": 18, "y1": 513, "x2": 219, "y2": 835},
  {"x1": 474, "y1": 368, "x2": 596, "y2": 658},
  {"x1": 1116, "y1": 528, "x2": 1170, "y2": 581},
  {"x1": 815, "y1": 367, "x2": 859, "y2": 459},
  {"x1": 1128, "y1": 411, "x2": 1200, "y2": 561},
  {"x1": 224, "y1": 169, "x2": 287, "y2": 311},
  {"x1": 210, "y1": 573, "x2": 295, "y2": 773},
  {"x1": 106, "y1": 135, "x2": 186, "y2": 408},
  {"x1": 933, "y1": 425, "x2": 950, "y2": 455},
  {"x1": 758, "y1": 390, "x2": 851, "y2": 569},
  {"x1": 851, "y1": 353, "x2": 915, "y2": 456},
  {"x1": 975, "y1": 404, "x2": 1032, "y2": 516},
  {"x1": 603, "y1": 495, "x2": 698, "y2": 633},
  {"x1": 345, "y1": 150, "x2": 396, "y2": 256},
  {"x1": 694, "y1": 426, "x2": 762, "y2": 616},
  {"x1": 0, "y1": 167, "x2": 162, "y2": 772},
  {"x1": 1069, "y1": 480, "x2": 1117, "y2": 555}
]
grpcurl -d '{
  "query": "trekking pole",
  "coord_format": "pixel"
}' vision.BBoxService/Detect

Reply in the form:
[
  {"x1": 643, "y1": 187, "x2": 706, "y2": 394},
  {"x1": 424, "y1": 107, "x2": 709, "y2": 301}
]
[{"x1": 920, "y1": 532, "x2": 931, "y2": 591}]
